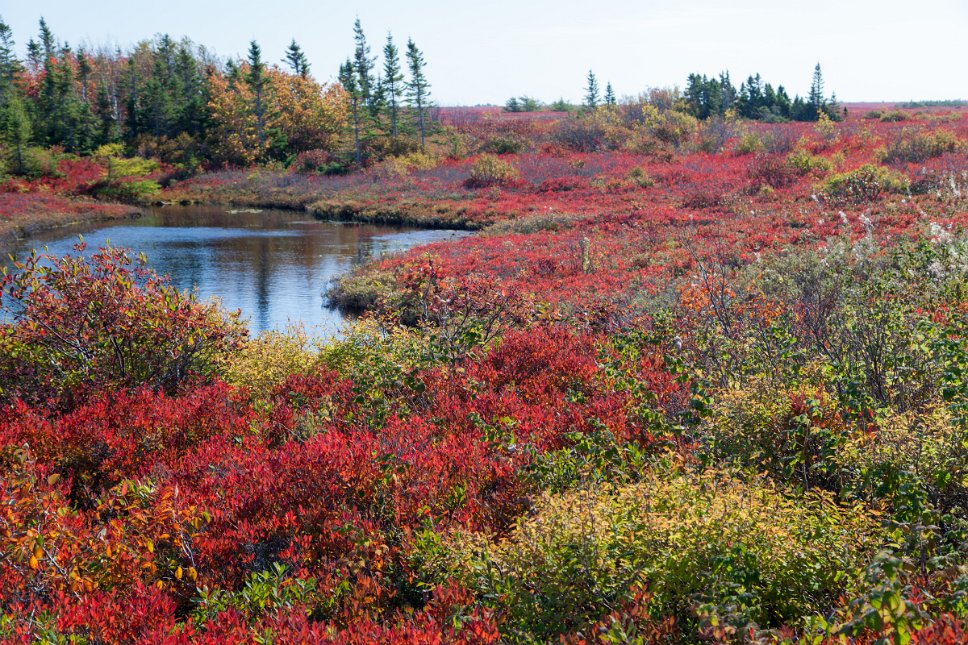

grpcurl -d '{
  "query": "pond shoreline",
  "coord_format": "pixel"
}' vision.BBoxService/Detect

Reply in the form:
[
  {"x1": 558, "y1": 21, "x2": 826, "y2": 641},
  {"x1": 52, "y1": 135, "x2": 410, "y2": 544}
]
[
  {"x1": 0, "y1": 196, "x2": 144, "y2": 255},
  {"x1": 155, "y1": 195, "x2": 485, "y2": 232},
  {"x1": 7, "y1": 205, "x2": 471, "y2": 335}
]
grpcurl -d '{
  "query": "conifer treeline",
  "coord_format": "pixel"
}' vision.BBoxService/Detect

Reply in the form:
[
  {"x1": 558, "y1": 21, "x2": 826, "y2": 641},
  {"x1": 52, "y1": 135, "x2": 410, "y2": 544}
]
[
  {"x1": 516, "y1": 65, "x2": 841, "y2": 122},
  {"x1": 0, "y1": 16, "x2": 434, "y2": 171},
  {"x1": 681, "y1": 64, "x2": 841, "y2": 121}
]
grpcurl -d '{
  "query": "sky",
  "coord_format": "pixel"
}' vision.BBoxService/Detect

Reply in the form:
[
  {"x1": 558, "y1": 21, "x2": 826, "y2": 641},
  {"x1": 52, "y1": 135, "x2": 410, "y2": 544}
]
[{"x1": 3, "y1": 0, "x2": 966, "y2": 105}]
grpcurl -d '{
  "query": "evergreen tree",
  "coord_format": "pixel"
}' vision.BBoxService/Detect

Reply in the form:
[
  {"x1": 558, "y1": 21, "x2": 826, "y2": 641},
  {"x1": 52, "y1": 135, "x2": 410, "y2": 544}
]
[
  {"x1": 404, "y1": 38, "x2": 430, "y2": 148},
  {"x1": 604, "y1": 81, "x2": 616, "y2": 106},
  {"x1": 549, "y1": 98, "x2": 572, "y2": 112},
  {"x1": 174, "y1": 41, "x2": 207, "y2": 136},
  {"x1": 584, "y1": 70, "x2": 600, "y2": 109},
  {"x1": 808, "y1": 63, "x2": 825, "y2": 119},
  {"x1": 38, "y1": 18, "x2": 55, "y2": 61},
  {"x1": 0, "y1": 16, "x2": 21, "y2": 101},
  {"x1": 284, "y1": 39, "x2": 310, "y2": 78},
  {"x1": 719, "y1": 71, "x2": 736, "y2": 111},
  {"x1": 381, "y1": 33, "x2": 404, "y2": 138},
  {"x1": 339, "y1": 59, "x2": 362, "y2": 164},
  {"x1": 684, "y1": 73, "x2": 705, "y2": 118},
  {"x1": 25, "y1": 39, "x2": 42, "y2": 73},
  {"x1": 94, "y1": 83, "x2": 119, "y2": 145},
  {"x1": 3, "y1": 91, "x2": 31, "y2": 174},
  {"x1": 246, "y1": 40, "x2": 267, "y2": 151},
  {"x1": 352, "y1": 18, "x2": 376, "y2": 111},
  {"x1": 76, "y1": 49, "x2": 92, "y2": 101}
]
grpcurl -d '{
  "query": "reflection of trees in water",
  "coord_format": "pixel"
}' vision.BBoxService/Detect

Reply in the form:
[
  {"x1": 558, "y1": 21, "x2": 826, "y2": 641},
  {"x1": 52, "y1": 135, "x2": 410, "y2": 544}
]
[
  {"x1": 255, "y1": 235, "x2": 271, "y2": 332},
  {"x1": 10, "y1": 207, "x2": 466, "y2": 333}
]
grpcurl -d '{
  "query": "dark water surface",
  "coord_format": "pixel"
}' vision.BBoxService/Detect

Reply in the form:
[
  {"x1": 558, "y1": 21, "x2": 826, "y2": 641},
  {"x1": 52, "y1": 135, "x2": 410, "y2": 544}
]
[{"x1": 9, "y1": 206, "x2": 470, "y2": 335}]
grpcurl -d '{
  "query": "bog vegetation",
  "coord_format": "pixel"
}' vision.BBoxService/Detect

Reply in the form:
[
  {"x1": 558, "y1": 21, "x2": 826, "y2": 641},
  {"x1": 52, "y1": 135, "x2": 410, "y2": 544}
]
[{"x1": 2, "y1": 12, "x2": 968, "y2": 645}]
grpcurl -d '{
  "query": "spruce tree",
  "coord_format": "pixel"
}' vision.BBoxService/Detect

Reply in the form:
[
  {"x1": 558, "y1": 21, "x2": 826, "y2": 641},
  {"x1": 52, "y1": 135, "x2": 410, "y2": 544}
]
[
  {"x1": 339, "y1": 59, "x2": 362, "y2": 164},
  {"x1": 246, "y1": 40, "x2": 267, "y2": 152},
  {"x1": 0, "y1": 16, "x2": 21, "y2": 100},
  {"x1": 404, "y1": 38, "x2": 430, "y2": 148},
  {"x1": 38, "y1": 18, "x2": 55, "y2": 61},
  {"x1": 382, "y1": 33, "x2": 404, "y2": 138},
  {"x1": 284, "y1": 39, "x2": 310, "y2": 78},
  {"x1": 352, "y1": 18, "x2": 376, "y2": 110},
  {"x1": 3, "y1": 91, "x2": 31, "y2": 173},
  {"x1": 604, "y1": 81, "x2": 616, "y2": 106},
  {"x1": 25, "y1": 39, "x2": 42, "y2": 72},
  {"x1": 808, "y1": 63, "x2": 825, "y2": 120},
  {"x1": 584, "y1": 70, "x2": 600, "y2": 109}
]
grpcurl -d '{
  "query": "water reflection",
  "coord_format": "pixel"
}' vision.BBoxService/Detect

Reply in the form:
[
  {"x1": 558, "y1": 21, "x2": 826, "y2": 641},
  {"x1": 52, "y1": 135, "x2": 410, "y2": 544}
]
[{"x1": 9, "y1": 206, "x2": 470, "y2": 335}]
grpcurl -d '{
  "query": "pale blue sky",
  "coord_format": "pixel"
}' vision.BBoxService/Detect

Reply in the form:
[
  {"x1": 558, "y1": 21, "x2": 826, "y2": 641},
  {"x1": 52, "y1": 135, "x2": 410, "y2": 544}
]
[{"x1": 4, "y1": 1, "x2": 966, "y2": 104}]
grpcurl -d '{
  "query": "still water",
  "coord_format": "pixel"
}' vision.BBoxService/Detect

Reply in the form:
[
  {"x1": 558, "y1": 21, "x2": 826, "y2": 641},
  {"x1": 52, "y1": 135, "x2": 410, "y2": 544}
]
[{"x1": 9, "y1": 206, "x2": 470, "y2": 335}]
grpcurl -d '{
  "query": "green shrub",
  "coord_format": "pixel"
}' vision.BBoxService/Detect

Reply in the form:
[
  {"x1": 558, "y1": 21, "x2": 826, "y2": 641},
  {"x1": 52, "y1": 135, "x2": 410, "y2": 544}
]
[
  {"x1": 419, "y1": 465, "x2": 882, "y2": 642},
  {"x1": 734, "y1": 131, "x2": 765, "y2": 155},
  {"x1": 192, "y1": 563, "x2": 323, "y2": 626},
  {"x1": 786, "y1": 147, "x2": 833, "y2": 175},
  {"x1": 481, "y1": 135, "x2": 525, "y2": 155},
  {"x1": 821, "y1": 164, "x2": 909, "y2": 203},
  {"x1": 876, "y1": 129, "x2": 962, "y2": 165},
  {"x1": 879, "y1": 110, "x2": 909, "y2": 123},
  {"x1": 94, "y1": 178, "x2": 162, "y2": 203},
  {"x1": 326, "y1": 265, "x2": 397, "y2": 313},
  {"x1": 625, "y1": 166, "x2": 655, "y2": 188},
  {"x1": 319, "y1": 318, "x2": 437, "y2": 425}
]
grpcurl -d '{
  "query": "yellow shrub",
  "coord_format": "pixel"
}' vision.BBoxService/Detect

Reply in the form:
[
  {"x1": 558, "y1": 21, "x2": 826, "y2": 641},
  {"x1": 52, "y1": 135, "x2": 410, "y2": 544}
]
[
  {"x1": 222, "y1": 325, "x2": 321, "y2": 398},
  {"x1": 379, "y1": 151, "x2": 440, "y2": 178},
  {"x1": 466, "y1": 153, "x2": 519, "y2": 187}
]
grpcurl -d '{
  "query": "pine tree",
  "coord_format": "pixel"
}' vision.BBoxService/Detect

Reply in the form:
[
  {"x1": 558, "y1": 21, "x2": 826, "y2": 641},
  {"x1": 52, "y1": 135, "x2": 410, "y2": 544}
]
[
  {"x1": 382, "y1": 33, "x2": 404, "y2": 138},
  {"x1": 584, "y1": 70, "x2": 600, "y2": 109},
  {"x1": 284, "y1": 39, "x2": 310, "y2": 78},
  {"x1": 404, "y1": 38, "x2": 430, "y2": 148}
]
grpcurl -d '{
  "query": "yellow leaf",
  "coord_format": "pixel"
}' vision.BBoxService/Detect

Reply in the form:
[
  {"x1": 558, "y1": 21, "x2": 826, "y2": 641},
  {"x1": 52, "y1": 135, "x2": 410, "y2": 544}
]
[
  {"x1": 187, "y1": 567, "x2": 198, "y2": 581},
  {"x1": 175, "y1": 566, "x2": 183, "y2": 580},
  {"x1": 29, "y1": 555, "x2": 39, "y2": 570}
]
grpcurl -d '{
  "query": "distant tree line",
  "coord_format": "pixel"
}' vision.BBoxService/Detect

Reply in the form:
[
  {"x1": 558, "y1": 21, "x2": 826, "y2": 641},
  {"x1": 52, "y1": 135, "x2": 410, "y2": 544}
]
[
  {"x1": 510, "y1": 64, "x2": 842, "y2": 123},
  {"x1": 0, "y1": 15, "x2": 435, "y2": 173},
  {"x1": 898, "y1": 99, "x2": 967, "y2": 108},
  {"x1": 682, "y1": 64, "x2": 840, "y2": 122}
]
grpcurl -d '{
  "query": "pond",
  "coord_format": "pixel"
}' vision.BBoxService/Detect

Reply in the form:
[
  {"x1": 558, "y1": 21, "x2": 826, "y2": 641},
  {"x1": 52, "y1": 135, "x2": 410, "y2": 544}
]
[{"x1": 7, "y1": 206, "x2": 471, "y2": 336}]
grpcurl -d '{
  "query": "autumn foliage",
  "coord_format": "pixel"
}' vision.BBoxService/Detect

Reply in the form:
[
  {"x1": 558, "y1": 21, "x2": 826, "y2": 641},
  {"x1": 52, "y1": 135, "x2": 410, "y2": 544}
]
[{"x1": 2, "y1": 108, "x2": 968, "y2": 642}]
